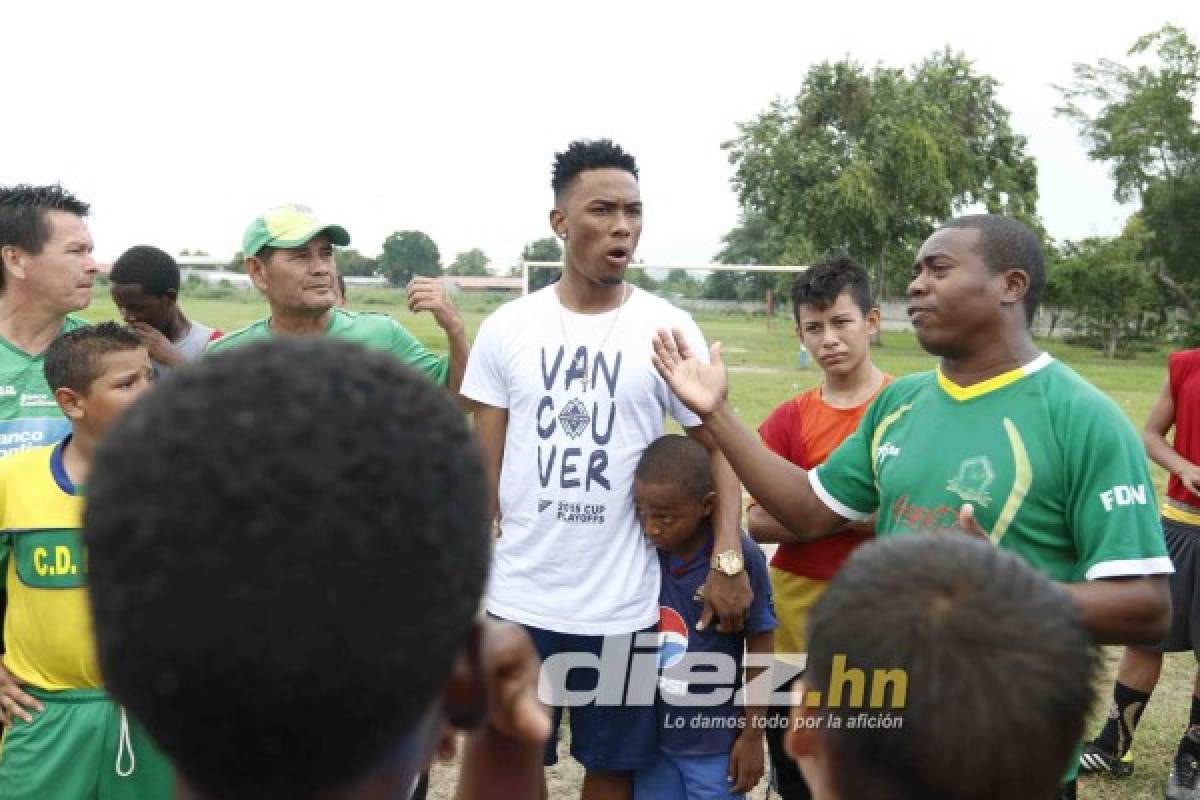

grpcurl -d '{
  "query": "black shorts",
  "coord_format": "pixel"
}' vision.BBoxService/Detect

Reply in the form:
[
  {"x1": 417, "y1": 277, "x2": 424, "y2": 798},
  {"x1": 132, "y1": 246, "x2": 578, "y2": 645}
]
[{"x1": 1152, "y1": 517, "x2": 1200, "y2": 657}]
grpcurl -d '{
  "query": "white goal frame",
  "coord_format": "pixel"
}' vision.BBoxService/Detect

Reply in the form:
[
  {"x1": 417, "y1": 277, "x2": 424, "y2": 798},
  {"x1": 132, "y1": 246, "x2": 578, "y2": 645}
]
[{"x1": 520, "y1": 261, "x2": 810, "y2": 295}]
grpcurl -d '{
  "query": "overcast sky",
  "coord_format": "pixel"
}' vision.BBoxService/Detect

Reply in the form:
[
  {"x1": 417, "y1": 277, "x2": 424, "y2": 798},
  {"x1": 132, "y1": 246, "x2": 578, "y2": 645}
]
[{"x1": 5, "y1": 1, "x2": 1198, "y2": 269}]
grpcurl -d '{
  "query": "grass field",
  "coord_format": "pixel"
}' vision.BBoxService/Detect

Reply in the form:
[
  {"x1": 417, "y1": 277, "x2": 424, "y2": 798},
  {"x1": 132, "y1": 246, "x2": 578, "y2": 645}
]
[{"x1": 82, "y1": 285, "x2": 1192, "y2": 798}]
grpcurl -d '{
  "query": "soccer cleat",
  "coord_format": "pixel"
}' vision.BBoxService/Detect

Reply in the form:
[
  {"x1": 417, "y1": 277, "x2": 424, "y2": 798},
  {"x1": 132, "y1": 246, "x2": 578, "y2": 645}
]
[
  {"x1": 1166, "y1": 750, "x2": 1200, "y2": 799},
  {"x1": 1079, "y1": 740, "x2": 1134, "y2": 777}
]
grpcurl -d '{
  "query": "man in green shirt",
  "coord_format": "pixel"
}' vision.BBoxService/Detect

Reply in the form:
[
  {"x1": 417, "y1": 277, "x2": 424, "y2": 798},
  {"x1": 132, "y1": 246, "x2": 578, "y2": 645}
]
[
  {"x1": 652, "y1": 214, "x2": 1171, "y2": 800},
  {"x1": 0, "y1": 185, "x2": 95, "y2": 455},
  {"x1": 211, "y1": 204, "x2": 467, "y2": 394}
]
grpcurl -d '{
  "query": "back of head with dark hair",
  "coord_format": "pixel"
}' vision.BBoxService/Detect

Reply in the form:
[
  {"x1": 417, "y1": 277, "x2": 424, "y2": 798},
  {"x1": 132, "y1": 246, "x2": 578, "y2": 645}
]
[
  {"x1": 110, "y1": 245, "x2": 181, "y2": 297},
  {"x1": 83, "y1": 339, "x2": 491, "y2": 800},
  {"x1": 805, "y1": 535, "x2": 1095, "y2": 800},
  {"x1": 940, "y1": 214, "x2": 1045, "y2": 325},
  {"x1": 552, "y1": 139, "x2": 639, "y2": 200},
  {"x1": 43, "y1": 322, "x2": 144, "y2": 393},
  {"x1": 0, "y1": 184, "x2": 90, "y2": 290},
  {"x1": 634, "y1": 434, "x2": 713, "y2": 499},
  {"x1": 790, "y1": 252, "x2": 873, "y2": 322}
]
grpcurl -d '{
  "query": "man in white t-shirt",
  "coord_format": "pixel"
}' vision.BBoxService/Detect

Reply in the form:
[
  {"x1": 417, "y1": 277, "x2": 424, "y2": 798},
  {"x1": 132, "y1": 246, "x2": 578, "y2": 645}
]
[{"x1": 462, "y1": 139, "x2": 752, "y2": 800}]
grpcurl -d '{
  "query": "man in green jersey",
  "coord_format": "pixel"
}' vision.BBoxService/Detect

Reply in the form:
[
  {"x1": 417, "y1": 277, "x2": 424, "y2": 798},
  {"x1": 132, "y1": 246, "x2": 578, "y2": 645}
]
[
  {"x1": 652, "y1": 214, "x2": 1171, "y2": 800},
  {"x1": 0, "y1": 185, "x2": 96, "y2": 455},
  {"x1": 210, "y1": 204, "x2": 468, "y2": 394}
]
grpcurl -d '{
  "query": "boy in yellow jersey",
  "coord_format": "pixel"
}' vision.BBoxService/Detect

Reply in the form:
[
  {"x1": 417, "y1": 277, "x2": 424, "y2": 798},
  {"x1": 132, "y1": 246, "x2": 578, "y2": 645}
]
[{"x1": 0, "y1": 322, "x2": 173, "y2": 799}]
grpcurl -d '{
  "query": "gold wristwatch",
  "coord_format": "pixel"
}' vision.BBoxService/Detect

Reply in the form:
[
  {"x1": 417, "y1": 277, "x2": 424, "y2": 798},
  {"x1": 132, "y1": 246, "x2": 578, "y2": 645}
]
[{"x1": 710, "y1": 548, "x2": 745, "y2": 577}]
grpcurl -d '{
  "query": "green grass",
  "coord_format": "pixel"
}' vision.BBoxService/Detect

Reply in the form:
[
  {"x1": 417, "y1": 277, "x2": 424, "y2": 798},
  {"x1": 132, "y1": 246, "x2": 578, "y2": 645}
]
[{"x1": 84, "y1": 285, "x2": 1190, "y2": 797}]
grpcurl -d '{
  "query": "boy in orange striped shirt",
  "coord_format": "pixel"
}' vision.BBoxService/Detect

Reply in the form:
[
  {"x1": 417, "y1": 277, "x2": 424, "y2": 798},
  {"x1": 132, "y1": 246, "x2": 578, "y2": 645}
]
[{"x1": 747, "y1": 255, "x2": 889, "y2": 800}]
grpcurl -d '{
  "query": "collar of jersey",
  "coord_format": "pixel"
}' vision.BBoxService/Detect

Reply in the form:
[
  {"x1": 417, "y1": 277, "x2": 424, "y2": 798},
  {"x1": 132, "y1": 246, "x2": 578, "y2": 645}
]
[
  {"x1": 936, "y1": 352, "x2": 1054, "y2": 402},
  {"x1": 50, "y1": 436, "x2": 80, "y2": 496}
]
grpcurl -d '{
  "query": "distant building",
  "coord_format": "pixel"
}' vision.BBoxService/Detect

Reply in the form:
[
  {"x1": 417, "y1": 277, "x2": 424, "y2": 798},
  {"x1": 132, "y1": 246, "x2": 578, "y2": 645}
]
[{"x1": 440, "y1": 275, "x2": 522, "y2": 293}]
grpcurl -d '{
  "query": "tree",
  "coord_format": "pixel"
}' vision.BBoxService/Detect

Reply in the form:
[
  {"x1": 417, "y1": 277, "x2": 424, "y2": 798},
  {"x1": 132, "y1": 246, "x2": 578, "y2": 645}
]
[
  {"x1": 447, "y1": 248, "x2": 491, "y2": 276},
  {"x1": 625, "y1": 267, "x2": 658, "y2": 291},
  {"x1": 713, "y1": 210, "x2": 807, "y2": 301},
  {"x1": 335, "y1": 248, "x2": 378, "y2": 277},
  {"x1": 660, "y1": 269, "x2": 701, "y2": 298},
  {"x1": 1056, "y1": 24, "x2": 1200, "y2": 318},
  {"x1": 1046, "y1": 223, "x2": 1158, "y2": 358},
  {"x1": 378, "y1": 231, "x2": 441, "y2": 287},
  {"x1": 521, "y1": 237, "x2": 563, "y2": 291},
  {"x1": 226, "y1": 252, "x2": 245, "y2": 273},
  {"x1": 725, "y1": 50, "x2": 1039, "y2": 302}
]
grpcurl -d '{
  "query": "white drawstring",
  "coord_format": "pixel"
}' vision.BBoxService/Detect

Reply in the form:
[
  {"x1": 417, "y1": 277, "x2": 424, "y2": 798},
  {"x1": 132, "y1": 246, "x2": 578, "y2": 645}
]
[{"x1": 115, "y1": 708, "x2": 136, "y2": 777}]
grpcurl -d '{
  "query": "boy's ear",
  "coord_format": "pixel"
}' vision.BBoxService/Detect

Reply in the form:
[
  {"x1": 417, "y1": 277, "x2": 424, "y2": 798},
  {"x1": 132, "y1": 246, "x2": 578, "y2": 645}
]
[
  {"x1": 785, "y1": 678, "x2": 824, "y2": 762},
  {"x1": 53, "y1": 387, "x2": 85, "y2": 421},
  {"x1": 701, "y1": 490, "x2": 717, "y2": 517}
]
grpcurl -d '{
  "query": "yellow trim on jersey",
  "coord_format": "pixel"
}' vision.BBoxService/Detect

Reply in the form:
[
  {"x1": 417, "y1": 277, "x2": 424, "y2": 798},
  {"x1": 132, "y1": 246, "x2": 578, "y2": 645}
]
[
  {"x1": 1163, "y1": 503, "x2": 1200, "y2": 526},
  {"x1": 0, "y1": 445, "x2": 100, "y2": 690},
  {"x1": 936, "y1": 353, "x2": 1054, "y2": 402},
  {"x1": 990, "y1": 419, "x2": 1033, "y2": 545},
  {"x1": 870, "y1": 403, "x2": 913, "y2": 484}
]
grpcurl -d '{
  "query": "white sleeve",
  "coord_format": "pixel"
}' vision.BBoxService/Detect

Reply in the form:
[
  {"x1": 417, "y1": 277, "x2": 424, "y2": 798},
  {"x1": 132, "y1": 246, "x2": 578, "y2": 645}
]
[
  {"x1": 667, "y1": 310, "x2": 706, "y2": 429},
  {"x1": 461, "y1": 314, "x2": 509, "y2": 409}
]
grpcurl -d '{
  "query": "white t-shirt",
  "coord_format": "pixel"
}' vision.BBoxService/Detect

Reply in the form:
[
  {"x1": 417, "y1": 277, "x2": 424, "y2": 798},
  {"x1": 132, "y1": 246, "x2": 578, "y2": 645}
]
[{"x1": 462, "y1": 285, "x2": 707, "y2": 634}]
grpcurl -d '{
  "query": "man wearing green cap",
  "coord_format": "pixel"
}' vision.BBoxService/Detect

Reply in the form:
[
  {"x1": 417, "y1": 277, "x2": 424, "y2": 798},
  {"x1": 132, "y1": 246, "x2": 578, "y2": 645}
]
[{"x1": 210, "y1": 204, "x2": 467, "y2": 395}]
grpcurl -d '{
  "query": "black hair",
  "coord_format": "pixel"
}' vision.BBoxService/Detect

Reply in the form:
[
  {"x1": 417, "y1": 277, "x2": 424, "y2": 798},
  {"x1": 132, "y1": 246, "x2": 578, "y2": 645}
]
[
  {"x1": 83, "y1": 339, "x2": 490, "y2": 800},
  {"x1": 551, "y1": 139, "x2": 639, "y2": 200},
  {"x1": 43, "y1": 322, "x2": 144, "y2": 393},
  {"x1": 791, "y1": 252, "x2": 873, "y2": 321},
  {"x1": 110, "y1": 245, "x2": 181, "y2": 297},
  {"x1": 634, "y1": 434, "x2": 713, "y2": 500},
  {"x1": 804, "y1": 534, "x2": 1095, "y2": 800},
  {"x1": 0, "y1": 184, "x2": 90, "y2": 290},
  {"x1": 940, "y1": 214, "x2": 1045, "y2": 325}
]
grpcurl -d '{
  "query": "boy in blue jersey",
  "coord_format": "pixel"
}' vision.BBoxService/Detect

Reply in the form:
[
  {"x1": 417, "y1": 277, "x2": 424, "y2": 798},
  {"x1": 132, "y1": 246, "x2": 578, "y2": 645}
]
[{"x1": 632, "y1": 435, "x2": 775, "y2": 799}]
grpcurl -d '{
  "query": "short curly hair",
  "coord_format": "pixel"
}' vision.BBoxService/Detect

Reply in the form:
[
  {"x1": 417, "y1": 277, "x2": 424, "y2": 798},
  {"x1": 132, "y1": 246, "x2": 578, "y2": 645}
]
[
  {"x1": 110, "y1": 245, "x2": 180, "y2": 297},
  {"x1": 806, "y1": 534, "x2": 1096, "y2": 800},
  {"x1": 84, "y1": 339, "x2": 490, "y2": 800},
  {"x1": 634, "y1": 434, "x2": 713, "y2": 500},
  {"x1": 552, "y1": 139, "x2": 639, "y2": 200},
  {"x1": 0, "y1": 184, "x2": 90, "y2": 290}
]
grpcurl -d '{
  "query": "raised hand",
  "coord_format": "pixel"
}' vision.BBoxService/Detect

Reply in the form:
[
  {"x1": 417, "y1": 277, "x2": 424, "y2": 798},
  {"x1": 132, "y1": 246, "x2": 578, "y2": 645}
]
[
  {"x1": 407, "y1": 276, "x2": 465, "y2": 335},
  {"x1": 651, "y1": 328, "x2": 728, "y2": 416}
]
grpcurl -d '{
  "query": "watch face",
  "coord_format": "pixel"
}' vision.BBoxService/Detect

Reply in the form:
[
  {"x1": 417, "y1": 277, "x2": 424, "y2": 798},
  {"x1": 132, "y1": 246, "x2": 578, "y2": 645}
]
[{"x1": 716, "y1": 551, "x2": 743, "y2": 574}]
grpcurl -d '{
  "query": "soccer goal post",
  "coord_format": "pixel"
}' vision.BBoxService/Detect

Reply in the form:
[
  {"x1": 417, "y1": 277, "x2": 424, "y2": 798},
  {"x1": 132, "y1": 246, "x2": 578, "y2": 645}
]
[{"x1": 520, "y1": 261, "x2": 810, "y2": 296}]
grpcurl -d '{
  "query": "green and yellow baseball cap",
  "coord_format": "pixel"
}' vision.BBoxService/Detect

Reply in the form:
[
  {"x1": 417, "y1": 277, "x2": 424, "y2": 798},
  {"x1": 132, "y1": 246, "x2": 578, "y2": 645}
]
[{"x1": 242, "y1": 204, "x2": 351, "y2": 256}]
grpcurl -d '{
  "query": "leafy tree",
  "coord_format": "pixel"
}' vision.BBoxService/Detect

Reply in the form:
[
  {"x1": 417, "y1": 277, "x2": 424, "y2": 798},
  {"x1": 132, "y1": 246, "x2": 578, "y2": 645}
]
[
  {"x1": 335, "y1": 248, "x2": 378, "y2": 277},
  {"x1": 625, "y1": 267, "x2": 658, "y2": 291},
  {"x1": 1056, "y1": 24, "x2": 1200, "y2": 316},
  {"x1": 725, "y1": 50, "x2": 1039, "y2": 301},
  {"x1": 660, "y1": 269, "x2": 701, "y2": 298},
  {"x1": 521, "y1": 237, "x2": 563, "y2": 291},
  {"x1": 447, "y1": 248, "x2": 491, "y2": 276},
  {"x1": 1047, "y1": 223, "x2": 1158, "y2": 357},
  {"x1": 378, "y1": 231, "x2": 441, "y2": 287},
  {"x1": 1056, "y1": 25, "x2": 1199, "y2": 202},
  {"x1": 226, "y1": 251, "x2": 245, "y2": 273}
]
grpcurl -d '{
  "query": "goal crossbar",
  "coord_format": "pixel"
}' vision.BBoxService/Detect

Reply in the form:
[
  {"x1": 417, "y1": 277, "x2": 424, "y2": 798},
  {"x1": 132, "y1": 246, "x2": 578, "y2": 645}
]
[{"x1": 520, "y1": 261, "x2": 809, "y2": 295}]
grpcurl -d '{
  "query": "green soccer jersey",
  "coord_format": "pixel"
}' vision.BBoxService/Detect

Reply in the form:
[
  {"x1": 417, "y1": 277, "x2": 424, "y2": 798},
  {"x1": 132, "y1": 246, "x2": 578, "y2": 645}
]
[
  {"x1": 0, "y1": 316, "x2": 86, "y2": 459},
  {"x1": 814, "y1": 353, "x2": 1171, "y2": 583},
  {"x1": 207, "y1": 308, "x2": 449, "y2": 386}
]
